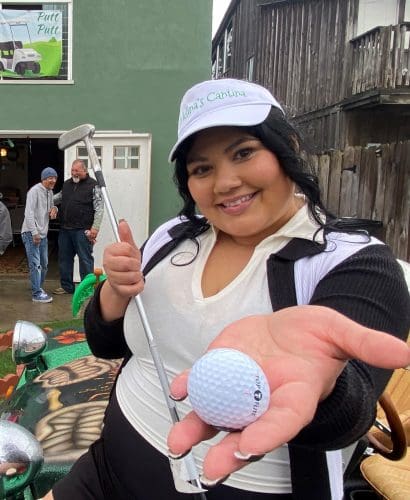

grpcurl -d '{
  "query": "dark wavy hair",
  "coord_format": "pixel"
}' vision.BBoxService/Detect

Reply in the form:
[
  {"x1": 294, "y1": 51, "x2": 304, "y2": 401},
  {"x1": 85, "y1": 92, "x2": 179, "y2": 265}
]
[{"x1": 173, "y1": 107, "x2": 337, "y2": 233}]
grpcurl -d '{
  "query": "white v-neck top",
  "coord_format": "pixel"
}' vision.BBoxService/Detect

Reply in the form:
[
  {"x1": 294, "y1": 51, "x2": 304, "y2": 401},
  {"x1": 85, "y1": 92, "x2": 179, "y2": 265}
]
[{"x1": 116, "y1": 206, "x2": 322, "y2": 493}]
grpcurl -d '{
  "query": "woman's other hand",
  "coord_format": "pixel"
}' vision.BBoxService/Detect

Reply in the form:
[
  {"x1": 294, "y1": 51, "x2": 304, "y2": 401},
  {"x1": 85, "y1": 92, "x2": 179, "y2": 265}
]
[
  {"x1": 100, "y1": 220, "x2": 144, "y2": 321},
  {"x1": 168, "y1": 305, "x2": 410, "y2": 481}
]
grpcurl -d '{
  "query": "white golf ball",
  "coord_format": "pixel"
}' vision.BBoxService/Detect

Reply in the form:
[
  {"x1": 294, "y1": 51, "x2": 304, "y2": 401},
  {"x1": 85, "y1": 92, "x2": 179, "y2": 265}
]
[{"x1": 187, "y1": 348, "x2": 270, "y2": 430}]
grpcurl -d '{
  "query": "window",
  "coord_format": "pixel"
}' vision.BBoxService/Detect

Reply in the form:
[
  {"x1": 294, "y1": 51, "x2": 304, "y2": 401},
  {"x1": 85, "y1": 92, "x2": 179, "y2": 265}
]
[
  {"x1": 76, "y1": 146, "x2": 102, "y2": 169},
  {"x1": 211, "y1": 59, "x2": 217, "y2": 79},
  {"x1": 223, "y1": 22, "x2": 232, "y2": 76},
  {"x1": 246, "y1": 56, "x2": 254, "y2": 82},
  {"x1": 212, "y1": 21, "x2": 233, "y2": 79},
  {"x1": 217, "y1": 40, "x2": 224, "y2": 77},
  {"x1": 0, "y1": 0, "x2": 72, "y2": 82},
  {"x1": 113, "y1": 146, "x2": 140, "y2": 169}
]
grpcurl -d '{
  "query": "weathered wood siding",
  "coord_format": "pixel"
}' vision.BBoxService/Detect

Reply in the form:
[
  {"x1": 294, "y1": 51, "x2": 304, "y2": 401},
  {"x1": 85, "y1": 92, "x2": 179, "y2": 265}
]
[
  {"x1": 310, "y1": 142, "x2": 410, "y2": 260},
  {"x1": 229, "y1": 0, "x2": 258, "y2": 77},
  {"x1": 222, "y1": 1, "x2": 410, "y2": 112},
  {"x1": 225, "y1": 0, "x2": 359, "y2": 116},
  {"x1": 256, "y1": 0, "x2": 358, "y2": 116},
  {"x1": 294, "y1": 108, "x2": 345, "y2": 151}
]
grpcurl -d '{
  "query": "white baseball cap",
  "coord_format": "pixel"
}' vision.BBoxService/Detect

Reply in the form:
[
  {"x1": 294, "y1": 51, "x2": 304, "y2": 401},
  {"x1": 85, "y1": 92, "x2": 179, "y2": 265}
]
[{"x1": 168, "y1": 78, "x2": 284, "y2": 162}]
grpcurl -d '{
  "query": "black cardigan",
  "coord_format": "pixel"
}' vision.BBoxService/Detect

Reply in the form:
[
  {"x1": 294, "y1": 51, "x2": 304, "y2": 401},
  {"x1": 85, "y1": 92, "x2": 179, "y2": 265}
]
[{"x1": 84, "y1": 227, "x2": 410, "y2": 499}]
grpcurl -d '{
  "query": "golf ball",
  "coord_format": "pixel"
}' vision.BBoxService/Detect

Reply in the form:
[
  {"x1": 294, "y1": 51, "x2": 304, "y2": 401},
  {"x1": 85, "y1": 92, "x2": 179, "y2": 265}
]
[{"x1": 187, "y1": 348, "x2": 270, "y2": 431}]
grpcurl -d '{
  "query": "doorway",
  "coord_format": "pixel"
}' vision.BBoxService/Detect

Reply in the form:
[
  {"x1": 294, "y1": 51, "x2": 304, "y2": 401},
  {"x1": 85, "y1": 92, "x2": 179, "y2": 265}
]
[
  {"x1": 0, "y1": 137, "x2": 64, "y2": 277},
  {"x1": 0, "y1": 130, "x2": 152, "y2": 281}
]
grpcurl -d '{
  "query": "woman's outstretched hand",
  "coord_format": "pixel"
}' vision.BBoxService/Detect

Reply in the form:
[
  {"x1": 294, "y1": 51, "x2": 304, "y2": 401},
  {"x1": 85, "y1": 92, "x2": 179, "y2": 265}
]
[{"x1": 168, "y1": 305, "x2": 410, "y2": 481}]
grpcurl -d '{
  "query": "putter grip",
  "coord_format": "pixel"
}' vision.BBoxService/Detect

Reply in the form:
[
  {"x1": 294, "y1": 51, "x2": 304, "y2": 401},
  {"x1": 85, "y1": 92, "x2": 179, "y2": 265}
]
[{"x1": 95, "y1": 170, "x2": 106, "y2": 187}]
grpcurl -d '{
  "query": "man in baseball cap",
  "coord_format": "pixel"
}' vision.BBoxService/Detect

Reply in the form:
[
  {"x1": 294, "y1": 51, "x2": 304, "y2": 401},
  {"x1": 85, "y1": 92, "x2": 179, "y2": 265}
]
[{"x1": 21, "y1": 167, "x2": 58, "y2": 303}]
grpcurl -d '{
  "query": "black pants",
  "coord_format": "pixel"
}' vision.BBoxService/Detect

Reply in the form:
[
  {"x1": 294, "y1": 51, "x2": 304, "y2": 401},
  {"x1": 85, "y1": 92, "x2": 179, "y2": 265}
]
[
  {"x1": 53, "y1": 392, "x2": 293, "y2": 499},
  {"x1": 58, "y1": 228, "x2": 94, "y2": 293}
]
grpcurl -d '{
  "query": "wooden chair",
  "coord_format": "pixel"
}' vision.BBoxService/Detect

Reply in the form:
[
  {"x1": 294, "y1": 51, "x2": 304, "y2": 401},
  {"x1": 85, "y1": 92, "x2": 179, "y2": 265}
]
[
  {"x1": 359, "y1": 341, "x2": 410, "y2": 499},
  {"x1": 346, "y1": 261, "x2": 410, "y2": 498}
]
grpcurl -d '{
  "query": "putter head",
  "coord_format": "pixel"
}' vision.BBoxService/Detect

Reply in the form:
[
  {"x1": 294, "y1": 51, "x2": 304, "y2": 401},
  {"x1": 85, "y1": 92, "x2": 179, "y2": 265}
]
[{"x1": 58, "y1": 124, "x2": 96, "y2": 150}]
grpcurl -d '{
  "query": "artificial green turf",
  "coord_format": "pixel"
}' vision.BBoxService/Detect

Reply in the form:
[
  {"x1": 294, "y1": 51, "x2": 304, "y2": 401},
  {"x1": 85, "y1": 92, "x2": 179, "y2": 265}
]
[
  {"x1": 39, "y1": 318, "x2": 84, "y2": 331},
  {"x1": 0, "y1": 349, "x2": 15, "y2": 378},
  {"x1": 0, "y1": 318, "x2": 84, "y2": 378}
]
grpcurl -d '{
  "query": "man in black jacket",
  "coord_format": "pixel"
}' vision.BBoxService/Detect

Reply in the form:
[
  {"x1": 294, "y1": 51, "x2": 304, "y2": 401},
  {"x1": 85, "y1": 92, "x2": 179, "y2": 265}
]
[{"x1": 53, "y1": 159, "x2": 104, "y2": 294}]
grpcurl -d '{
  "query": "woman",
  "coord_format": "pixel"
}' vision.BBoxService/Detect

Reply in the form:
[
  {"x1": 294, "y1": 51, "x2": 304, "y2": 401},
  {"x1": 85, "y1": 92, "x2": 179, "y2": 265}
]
[{"x1": 49, "y1": 79, "x2": 410, "y2": 500}]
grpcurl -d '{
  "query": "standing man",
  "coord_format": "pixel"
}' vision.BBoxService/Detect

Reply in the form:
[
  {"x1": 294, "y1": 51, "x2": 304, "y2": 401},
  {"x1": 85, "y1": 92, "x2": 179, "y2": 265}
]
[
  {"x1": 53, "y1": 159, "x2": 104, "y2": 294},
  {"x1": 21, "y1": 167, "x2": 58, "y2": 303}
]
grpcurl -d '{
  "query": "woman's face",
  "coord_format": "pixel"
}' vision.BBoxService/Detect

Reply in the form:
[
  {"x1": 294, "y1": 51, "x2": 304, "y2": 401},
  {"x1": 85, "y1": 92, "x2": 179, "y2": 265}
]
[{"x1": 186, "y1": 126, "x2": 300, "y2": 245}]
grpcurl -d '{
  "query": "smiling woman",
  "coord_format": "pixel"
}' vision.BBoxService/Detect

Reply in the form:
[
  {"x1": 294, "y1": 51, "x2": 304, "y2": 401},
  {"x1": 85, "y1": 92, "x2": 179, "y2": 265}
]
[
  {"x1": 38, "y1": 77, "x2": 410, "y2": 500},
  {"x1": 186, "y1": 127, "x2": 299, "y2": 245}
]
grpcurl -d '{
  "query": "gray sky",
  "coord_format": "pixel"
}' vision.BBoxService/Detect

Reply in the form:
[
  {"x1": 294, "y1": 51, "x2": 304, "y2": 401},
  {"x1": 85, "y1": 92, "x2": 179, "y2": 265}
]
[{"x1": 212, "y1": 0, "x2": 231, "y2": 36}]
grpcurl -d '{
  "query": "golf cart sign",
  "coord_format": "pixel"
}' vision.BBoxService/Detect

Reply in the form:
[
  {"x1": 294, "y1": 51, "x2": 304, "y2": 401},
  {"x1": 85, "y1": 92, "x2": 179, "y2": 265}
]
[{"x1": 0, "y1": 9, "x2": 62, "y2": 78}]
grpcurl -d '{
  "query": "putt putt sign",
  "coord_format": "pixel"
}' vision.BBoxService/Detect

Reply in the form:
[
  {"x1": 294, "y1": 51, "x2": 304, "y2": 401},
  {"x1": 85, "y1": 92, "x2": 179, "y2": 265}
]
[{"x1": 0, "y1": 9, "x2": 62, "y2": 78}]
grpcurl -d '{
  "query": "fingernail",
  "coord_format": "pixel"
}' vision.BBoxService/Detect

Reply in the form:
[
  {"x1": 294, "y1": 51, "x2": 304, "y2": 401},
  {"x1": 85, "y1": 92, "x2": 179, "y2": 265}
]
[
  {"x1": 169, "y1": 393, "x2": 186, "y2": 402},
  {"x1": 168, "y1": 449, "x2": 191, "y2": 460},
  {"x1": 234, "y1": 451, "x2": 265, "y2": 462},
  {"x1": 200, "y1": 474, "x2": 230, "y2": 488}
]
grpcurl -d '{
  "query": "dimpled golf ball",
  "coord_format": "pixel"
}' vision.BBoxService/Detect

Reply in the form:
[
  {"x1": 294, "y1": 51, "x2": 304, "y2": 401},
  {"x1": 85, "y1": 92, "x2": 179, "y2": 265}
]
[{"x1": 187, "y1": 348, "x2": 270, "y2": 430}]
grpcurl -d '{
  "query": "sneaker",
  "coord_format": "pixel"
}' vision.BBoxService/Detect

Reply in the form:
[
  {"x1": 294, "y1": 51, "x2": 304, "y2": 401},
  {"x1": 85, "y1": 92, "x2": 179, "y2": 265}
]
[
  {"x1": 54, "y1": 287, "x2": 69, "y2": 295},
  {"x1": 32, "y1": 292, "x2": 53, "y2": 303}
]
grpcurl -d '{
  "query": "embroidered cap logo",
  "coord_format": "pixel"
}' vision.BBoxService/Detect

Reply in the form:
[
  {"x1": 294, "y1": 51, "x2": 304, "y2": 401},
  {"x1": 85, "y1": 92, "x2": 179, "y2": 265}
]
[{"x1": 169, "y1": 78, "x2": 284, "y2": 162}]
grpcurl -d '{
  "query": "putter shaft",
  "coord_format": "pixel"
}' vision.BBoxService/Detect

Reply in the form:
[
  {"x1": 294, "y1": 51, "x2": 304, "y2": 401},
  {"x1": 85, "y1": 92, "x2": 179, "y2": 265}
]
[{"x1": 59, "y1": 125, "x2": 206, "y2": 497}]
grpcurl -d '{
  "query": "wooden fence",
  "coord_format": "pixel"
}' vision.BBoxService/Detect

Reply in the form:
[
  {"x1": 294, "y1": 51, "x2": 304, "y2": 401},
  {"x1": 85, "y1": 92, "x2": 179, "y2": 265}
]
[{"x1": 305, "y1": 141, "x2": 410, "y2": 261}]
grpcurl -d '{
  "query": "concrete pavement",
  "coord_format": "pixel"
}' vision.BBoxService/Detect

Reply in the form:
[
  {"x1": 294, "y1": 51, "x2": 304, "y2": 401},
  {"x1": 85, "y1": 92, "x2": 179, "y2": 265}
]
[
  {"x1": 0, "y1": 276, "x2": 75, "y2": 332},
  {"x1": 0, "y1": 244, "x2": 78, "y2": 331}
]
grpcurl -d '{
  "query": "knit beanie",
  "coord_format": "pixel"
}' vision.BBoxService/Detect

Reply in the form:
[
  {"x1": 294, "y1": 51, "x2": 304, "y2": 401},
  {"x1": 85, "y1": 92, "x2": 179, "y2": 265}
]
[{"x1": 41, "y1": 167, "x2": 58, "y2": 180}]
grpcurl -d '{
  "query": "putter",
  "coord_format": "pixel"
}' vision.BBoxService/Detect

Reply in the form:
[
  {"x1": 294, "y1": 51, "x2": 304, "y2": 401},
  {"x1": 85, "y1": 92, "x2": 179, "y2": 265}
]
[{"x1": 58, "y1": 125, "x2": 206, "y2": 497}]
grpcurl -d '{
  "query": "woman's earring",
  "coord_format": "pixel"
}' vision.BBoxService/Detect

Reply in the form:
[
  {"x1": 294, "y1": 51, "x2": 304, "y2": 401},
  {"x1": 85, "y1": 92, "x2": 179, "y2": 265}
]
[{"x1": 294, "y1": 190, "x2": 306, "y2": 200}]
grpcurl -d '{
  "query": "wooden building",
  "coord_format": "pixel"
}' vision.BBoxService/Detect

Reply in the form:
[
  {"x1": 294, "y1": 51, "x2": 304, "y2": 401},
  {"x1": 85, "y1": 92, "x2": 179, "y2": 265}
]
[{"x1": 213, "y1": 0, "x2": 410, "y2": 260}]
